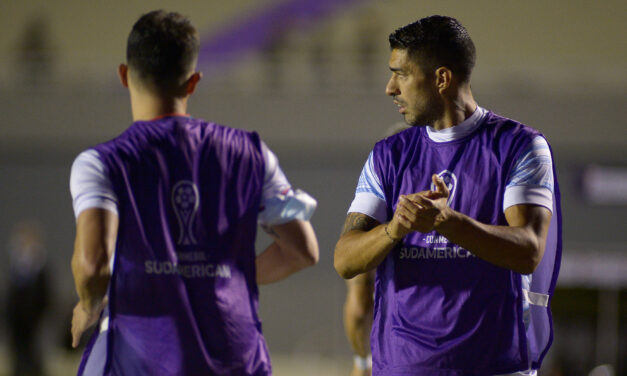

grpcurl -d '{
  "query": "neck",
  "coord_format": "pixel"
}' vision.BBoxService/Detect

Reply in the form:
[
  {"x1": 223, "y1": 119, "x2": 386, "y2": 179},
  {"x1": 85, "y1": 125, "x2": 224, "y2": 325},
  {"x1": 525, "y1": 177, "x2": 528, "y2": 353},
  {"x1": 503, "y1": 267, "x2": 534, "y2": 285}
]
[
  {"x1": 431, "y1": 85, "x2": 477, "y2": 131},
  {"x1": 129, "y1": 91, "x2": 188, "y2": 122}
]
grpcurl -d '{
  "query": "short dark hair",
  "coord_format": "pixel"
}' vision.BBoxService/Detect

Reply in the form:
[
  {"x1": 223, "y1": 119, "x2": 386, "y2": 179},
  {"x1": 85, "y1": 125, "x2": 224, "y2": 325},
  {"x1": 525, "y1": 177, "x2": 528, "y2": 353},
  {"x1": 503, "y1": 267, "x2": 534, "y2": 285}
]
[
  {"x1": 126, "y1": 10, "x2": 199, "y2": 91},
  {"x1": 389, "y1": 15, "x2": 476, "y2": 82}
]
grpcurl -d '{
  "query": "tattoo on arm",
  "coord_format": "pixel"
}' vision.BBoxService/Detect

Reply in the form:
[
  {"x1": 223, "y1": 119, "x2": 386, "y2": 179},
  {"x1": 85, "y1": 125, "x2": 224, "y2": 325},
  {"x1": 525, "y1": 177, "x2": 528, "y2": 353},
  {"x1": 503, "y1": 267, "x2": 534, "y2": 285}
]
[{"x1": 341, "y1": 213, "x2": 379, "y2": 235}]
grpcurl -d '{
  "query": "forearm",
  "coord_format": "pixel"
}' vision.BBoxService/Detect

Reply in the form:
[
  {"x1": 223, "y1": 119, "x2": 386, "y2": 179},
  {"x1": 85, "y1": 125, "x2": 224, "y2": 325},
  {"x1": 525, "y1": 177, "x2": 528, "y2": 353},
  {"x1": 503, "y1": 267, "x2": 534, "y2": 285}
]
[
  {"x1": 256, "y1": 242, "x2": 312, "y2": 284},
  {"x1": 334, "y1": 224, "x2": 397, "y2": 279},
  {"x1": 70, "y1": 249, "x2": 110, "y2": 348},
  {"x1": 71, "y1": 208, "x2": 117, "y2": 312},
  {"x1": 435, "y1": 208, "x2": 542, "y2": 274},
  {"x1": 345, "y1": 317, "x2": 371, "y2": 357},
  {"x1": 344, "y1": 302, "x2": 372, "y2": 356},
  {"x1": 71, "y1": 250, "x2": 110, "y2": 311},
  {"x1": 256, "y1": 220, "x2": 318, "y2": 284}
]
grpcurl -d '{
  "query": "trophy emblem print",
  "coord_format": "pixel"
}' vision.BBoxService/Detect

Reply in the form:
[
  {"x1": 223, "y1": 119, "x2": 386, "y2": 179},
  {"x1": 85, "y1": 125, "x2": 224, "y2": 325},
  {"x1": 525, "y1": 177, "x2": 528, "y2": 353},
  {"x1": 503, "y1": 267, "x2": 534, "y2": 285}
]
[
  {"x1": 431, "y1": 170, "x2": 457, "y2": 205},
  {"x1": 172, "y1": 180, "x2": 199, "y2": 245}
]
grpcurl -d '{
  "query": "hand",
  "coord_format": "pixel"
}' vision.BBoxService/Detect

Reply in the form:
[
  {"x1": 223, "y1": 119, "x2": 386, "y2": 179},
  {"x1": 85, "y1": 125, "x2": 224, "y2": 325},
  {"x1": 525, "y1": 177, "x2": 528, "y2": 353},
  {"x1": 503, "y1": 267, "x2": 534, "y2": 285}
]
[
  {"x1": 71, "y1": 298, "x2": 106, "y2": 348},
  {"x1": 406, "y1": 174, "x2": 450, "y2": 230},
  {"x1": 387, "y1": 190, "x2": 428, "y2": 239},
  {"x1": 388, "y1": 175, "x2": 450, "y2": 236}
]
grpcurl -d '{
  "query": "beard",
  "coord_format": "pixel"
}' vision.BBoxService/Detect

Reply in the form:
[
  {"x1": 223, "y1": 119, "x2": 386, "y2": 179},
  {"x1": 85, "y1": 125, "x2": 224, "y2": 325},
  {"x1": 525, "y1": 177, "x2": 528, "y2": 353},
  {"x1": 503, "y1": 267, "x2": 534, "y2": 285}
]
[{"x1": 405, "y1": 90, "x2": 444, "y2": 127}]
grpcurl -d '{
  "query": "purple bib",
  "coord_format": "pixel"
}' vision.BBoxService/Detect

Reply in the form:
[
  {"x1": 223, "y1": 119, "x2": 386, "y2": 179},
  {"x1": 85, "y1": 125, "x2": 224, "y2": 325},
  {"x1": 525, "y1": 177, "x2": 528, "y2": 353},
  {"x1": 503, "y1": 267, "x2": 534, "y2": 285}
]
[
  {"x1": 79, "y1": 117, "x2": 271, "y2": 375},
  {"x1": 371, "y1": 112, "x2": 561, "y2": 375}
]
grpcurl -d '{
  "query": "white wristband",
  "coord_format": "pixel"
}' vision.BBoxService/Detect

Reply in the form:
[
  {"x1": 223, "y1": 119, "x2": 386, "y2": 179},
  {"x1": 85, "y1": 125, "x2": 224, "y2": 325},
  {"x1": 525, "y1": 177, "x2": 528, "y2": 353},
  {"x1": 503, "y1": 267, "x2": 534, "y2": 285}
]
[{"x1": 353, "y1": 355, "x2": 372, "y2": 370}]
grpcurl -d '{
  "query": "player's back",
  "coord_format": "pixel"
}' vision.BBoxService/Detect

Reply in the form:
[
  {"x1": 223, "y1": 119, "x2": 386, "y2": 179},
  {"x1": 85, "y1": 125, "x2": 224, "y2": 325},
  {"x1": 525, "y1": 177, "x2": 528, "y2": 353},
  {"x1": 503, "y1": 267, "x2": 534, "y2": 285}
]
[{"x1": 81, "y1": 116, "x2": 271, "y2": 375}]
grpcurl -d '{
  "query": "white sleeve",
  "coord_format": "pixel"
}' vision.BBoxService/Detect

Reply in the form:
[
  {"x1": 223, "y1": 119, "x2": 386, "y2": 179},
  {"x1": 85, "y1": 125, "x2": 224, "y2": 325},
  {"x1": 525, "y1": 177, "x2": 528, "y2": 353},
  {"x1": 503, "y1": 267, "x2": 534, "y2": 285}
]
[
  {"x1": 70, "y1": 150, "x2": 118, "y2": 219},
  {"x1": 503, "y1": 136, "x2": 554, "y2": 212},
  {"x1": 347, "y1": 151, "x2": 388, "y2": 223},
  {"x1": 258, "y1": 142, "x2": 316, "y2": 226}
]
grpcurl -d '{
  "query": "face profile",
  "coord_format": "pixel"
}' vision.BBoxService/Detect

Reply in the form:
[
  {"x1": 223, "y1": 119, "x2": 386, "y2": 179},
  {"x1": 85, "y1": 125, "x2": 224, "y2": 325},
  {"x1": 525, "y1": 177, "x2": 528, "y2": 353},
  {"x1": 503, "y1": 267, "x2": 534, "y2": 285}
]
[{"x1": 385, "y1": 48, "x2": 443, "y2": 127}]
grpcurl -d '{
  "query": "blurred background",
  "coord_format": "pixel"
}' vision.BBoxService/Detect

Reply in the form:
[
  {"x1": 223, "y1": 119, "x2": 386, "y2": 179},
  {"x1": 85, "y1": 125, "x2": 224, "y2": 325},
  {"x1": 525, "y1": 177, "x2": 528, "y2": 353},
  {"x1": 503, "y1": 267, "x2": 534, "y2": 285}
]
[{"x1": 1, "y1": 0, "x2": 626, "y2": 375}]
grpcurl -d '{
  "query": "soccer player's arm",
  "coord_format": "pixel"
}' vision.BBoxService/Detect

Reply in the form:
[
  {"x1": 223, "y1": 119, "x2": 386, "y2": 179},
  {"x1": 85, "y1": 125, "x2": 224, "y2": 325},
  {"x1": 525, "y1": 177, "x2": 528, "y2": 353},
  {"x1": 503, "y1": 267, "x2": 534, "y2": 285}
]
[
  {"x1": 69, "y1": 150, "x2": 119, "y2": 347},
  {"x1": 255, "y1": 143, "x2": 319, "y2": 285},
  {"x1": 256, "y1": 219, "x2": 318, "y2": 284},
  {"x1": 409, "y1": 136, "x2": 554, "y2": 274},
  {"x1": 334, "y1": 152, "x2": 404, "y2": 279},
  {"x1": 432, "y1": 200, "x2": 551, "y2": 274},
  {"x1": 71, "y1": 208, "x2": 118, "y2": 347},
  {"x1": 335, "y1": 213, "x2": 397, "y2": 279}
]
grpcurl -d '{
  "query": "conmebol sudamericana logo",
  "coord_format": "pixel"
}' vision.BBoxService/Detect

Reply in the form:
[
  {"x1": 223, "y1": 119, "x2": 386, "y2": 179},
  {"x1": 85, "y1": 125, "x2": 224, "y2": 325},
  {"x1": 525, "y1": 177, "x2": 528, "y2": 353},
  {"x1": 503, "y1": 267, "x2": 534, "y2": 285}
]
[
  {"x1": 171, "y1": 180, "x2": 199, "y2": 245},
  {"x1": 431, "y1": 170, "x2": 457, "y2": 205}
]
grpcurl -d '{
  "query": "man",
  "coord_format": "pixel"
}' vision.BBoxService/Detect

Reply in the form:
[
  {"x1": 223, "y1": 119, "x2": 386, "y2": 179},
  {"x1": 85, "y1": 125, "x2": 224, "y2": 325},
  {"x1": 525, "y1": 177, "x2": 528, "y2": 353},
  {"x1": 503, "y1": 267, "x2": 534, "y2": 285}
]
[
  {"x1": 334, "y1": 16, "x2": 561, "y2": 375},
  {"x1": 70, "y1": 10, "x2": 319, "y2": 375}
]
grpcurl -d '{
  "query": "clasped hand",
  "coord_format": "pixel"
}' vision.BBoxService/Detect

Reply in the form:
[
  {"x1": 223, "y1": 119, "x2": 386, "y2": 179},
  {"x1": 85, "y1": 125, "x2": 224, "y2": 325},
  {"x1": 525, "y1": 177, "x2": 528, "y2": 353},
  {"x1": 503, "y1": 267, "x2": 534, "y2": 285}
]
[{"x1": 388, "y1": 174, "x2": 450, "y2": 239}]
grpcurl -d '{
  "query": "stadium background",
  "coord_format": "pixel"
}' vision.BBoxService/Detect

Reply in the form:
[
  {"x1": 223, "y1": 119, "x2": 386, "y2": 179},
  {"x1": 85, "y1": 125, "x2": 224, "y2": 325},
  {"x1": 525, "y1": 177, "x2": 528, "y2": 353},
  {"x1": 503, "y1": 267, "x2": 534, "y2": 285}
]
[{"x1": 0, "y1": 0, "x2": 625, "y2": 374}]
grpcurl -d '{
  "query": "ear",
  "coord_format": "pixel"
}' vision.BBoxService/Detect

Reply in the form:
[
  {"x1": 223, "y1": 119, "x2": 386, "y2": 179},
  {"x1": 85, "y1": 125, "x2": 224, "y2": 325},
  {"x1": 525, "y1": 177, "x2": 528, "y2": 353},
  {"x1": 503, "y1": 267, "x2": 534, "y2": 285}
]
[
  {"x1": 118, "y1": 64, "x2": 129, "y2": 88},
  {"x1": 185, "y1": 72, "x2": 203, "y2": 95},
  {"x1": 435, "y1": 67, "x2": 452, "y2": 93}
]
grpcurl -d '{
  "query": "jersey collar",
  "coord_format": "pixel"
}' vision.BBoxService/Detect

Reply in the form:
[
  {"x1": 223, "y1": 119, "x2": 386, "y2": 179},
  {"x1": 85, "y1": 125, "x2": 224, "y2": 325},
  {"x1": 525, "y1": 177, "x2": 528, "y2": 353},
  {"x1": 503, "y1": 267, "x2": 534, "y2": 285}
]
[{"x1": 426, "y1": 106, "x2": 487, "y2": 143}]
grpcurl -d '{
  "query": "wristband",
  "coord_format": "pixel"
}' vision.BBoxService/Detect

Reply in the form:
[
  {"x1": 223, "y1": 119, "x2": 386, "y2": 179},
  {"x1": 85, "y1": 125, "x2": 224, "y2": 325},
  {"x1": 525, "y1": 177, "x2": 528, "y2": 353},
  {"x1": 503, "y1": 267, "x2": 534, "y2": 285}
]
[
  {"x1": 384, "y1": 224, "x2": 400, "y2": 242},
  {"x1": 353, "y1": 354, "x2": 372, "y2": 370}
]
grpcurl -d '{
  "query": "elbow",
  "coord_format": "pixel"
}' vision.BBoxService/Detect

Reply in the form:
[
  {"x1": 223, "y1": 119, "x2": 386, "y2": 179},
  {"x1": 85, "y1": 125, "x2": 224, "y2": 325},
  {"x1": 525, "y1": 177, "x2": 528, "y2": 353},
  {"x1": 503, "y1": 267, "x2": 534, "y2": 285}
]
[
  {"x1": 72, "y1": 251, "x2": 94, "y2": 281},
  {"x1": 334, "y1": 262, "x2": 353, "y2": 279},
  {"x1": 513, "y1": 214, "x2": 551, "y2": 274},
  {"x1": 334, "y1": 237, "x2": 360, "y2": 279},
  {"x1": 516, "y1": 244, "x2": 544, "y2": 275},
  {"x1": 337, "y1": 268, "x2": 358, "y2": 280},
  {"x1": 296, "y1": 240, "x2": 319, "y2": 268},
  {"x1": 516, "y1": 262, "x2": 537, "y2": 275},
  {"x1": 303, "y1": 244, "x2": 319, "y2": 266},
  {"x1": 305, "y1": 233, "x2": 320, "y2": 266},
  {"x1": 71, "y1": 245, "x2": 109, "y2": 283},
  {"x1": 293, "y1": 220, "x2": 319, "y2": 267},
  {"x1": 334, "y1": 250, "x2": 357, "y2": 280},
  {"x1": 72, "y1": 255, "x2": 102, "y2": 283},
  {"x1": 522, "y1": 253, "x2": 542, "y2": 274}
]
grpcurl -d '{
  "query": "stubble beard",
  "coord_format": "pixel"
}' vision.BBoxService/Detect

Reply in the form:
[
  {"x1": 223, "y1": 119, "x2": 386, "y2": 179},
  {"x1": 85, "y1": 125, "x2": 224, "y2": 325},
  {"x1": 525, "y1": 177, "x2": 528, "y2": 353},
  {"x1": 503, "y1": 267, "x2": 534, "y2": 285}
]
[{"x1": 406, "y1": 96, "x2": 444, "y2": 127}]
